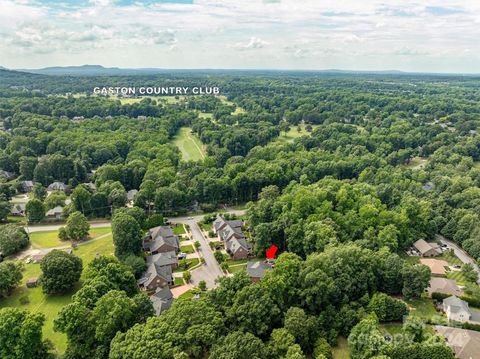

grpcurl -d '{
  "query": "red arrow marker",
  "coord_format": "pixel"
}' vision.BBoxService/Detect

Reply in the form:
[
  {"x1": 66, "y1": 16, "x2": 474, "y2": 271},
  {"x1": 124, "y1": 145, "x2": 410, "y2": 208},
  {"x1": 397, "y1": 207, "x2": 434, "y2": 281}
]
[{"x1": 266, "y1": 244, "x2": 278, "y2": 259}]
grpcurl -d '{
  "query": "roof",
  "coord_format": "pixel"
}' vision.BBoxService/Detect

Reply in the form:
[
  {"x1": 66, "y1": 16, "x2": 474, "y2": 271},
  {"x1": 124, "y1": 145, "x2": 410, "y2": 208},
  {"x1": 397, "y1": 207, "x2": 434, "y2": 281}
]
[
  {"x1": 144, "y1": 226, "x2": 180, "y2": 252},
  {"x1": 146, "y1": 251, "x2": 178, "y2": 267},
  {"x1": 11, "y1": 204, "x2": 26, "y2": 214},
  {"x1": 0, "y1": 170, "x2": 15, "y2": 180},
  {"x1": 150, "y1": 287, "x2": 174, "y2": 316},
  {"x1": 413, "y1": 239, "x2": 440, "y2": 255},
  {"x1": 246, "y1": 261, "x2": 272, "y2": 279},
  {"x1": 225, "y1": 237, "x2": 250, "y2": 253},
  {"x1": 137, "y1": 263, "x2": 172, "y2": 288},
  {"x1": 47, "y1": 182, "x2": 67, "y2": 191},
  {"x1": 443, "y1": 296, "x2": 470, "y2": 314},
  {"x1": 428, "y1": 277, "x2": 464, "y2": 296},
  {"x1": 127, "y1": 189, "x2": 138, "y2": 201},
  {"x1": 435, "y1": 326, "x2": 480, "y2": 359},
  {"x1": 22, "y1": 180, "x2": 34, "y2": 188},
  {"x1": 46, "y1": 206, "x2": 63, "y2": 216},
  {"x1": 420, "y1": 258, "x2": 449, "y2": 275}
]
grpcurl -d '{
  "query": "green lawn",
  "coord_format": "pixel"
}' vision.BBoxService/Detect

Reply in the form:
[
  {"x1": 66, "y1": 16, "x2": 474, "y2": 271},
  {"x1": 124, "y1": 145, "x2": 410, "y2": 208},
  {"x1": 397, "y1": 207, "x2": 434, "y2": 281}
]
[
  {"x1": 173, "y1": 225, "x2": 186, "y2": 235},
  {"x1": 172, "y1": 127, "x2": 206, "y2": 161},
  {"x1": 174, "y1": 277, "x2": 185, "y2": 286},
  {"x1": 174, "y1": 258, "x2": 200, "y2": 273},
  {"x1": 228, "y1": 264, "x2": 246, "y2": 273},
  {"x1": 405, "y1": 298, "x2": 438, "y2": 320},
  {"x1": 438, "y1": 251, "x2": 467, "y2": 285},
  {"x1": 0, "y1": 233, "x2": 114, "y2": 354},
  {"x1": 199, "y1": 221, "x2": 213, "y2": 232},
  {"x1": 180, "y1": 244, "x2": 194, "y2": 254},
  {"x1": 226, "y1": 258, "x2": 249, "y2": 266},
  {"x1": 30, "y1": 227, "x2": 112, "y2": 249},
  {"x1": 274, "y1": 124, "x2": 319, "y2": 144},
  {"x1": 332, "y1": 336, "x2": 350, "y2": 359}
]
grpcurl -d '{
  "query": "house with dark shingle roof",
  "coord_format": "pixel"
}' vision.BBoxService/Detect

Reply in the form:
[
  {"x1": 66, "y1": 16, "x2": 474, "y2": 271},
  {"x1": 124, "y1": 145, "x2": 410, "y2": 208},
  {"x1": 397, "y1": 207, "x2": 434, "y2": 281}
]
[
  {"x1": 146, "y1": 251, "x2": 178, "y2": 270},
  {"x1": 143, "y1": 226, "x2": 180, "y2": 254},
  {"x1": 137, "y1": 262, "x2": 173, "y2": 291},
  {"x1": 21, "y1": 181, "x2": 35, "y2": 193},
  {"x1": 150, "y1": 287, "x2": 174, "y2": 316},
  {"x1": 247, "y1": 261, "x2": 272, "y2": 283},
  {"x1": 413, "y1": 239, "x2": 441, "y2": 257},
  {"x1": 213, "y1": 215, "x2": 250, "y2": 260},
  {"x1": 11, "y1": 203, "x2": 26, "y2": 216}
]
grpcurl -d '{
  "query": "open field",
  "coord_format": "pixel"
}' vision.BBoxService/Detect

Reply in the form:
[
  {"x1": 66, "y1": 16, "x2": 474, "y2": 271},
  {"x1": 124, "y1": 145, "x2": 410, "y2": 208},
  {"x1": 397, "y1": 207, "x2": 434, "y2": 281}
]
[
  {"x1": 332, "y1": 336, "x2": 350, "y2": 359},
  {"x1": 0, "y1": 232, "x2": 114, "y2": 354},
  {"x1": 405, "y1": 156, "x2": 429, "y2": 169},
  {"x1": 29, "y1": 227, "x2": 112, "y2": 249},
  {"x1": 274, "y1": 123, "x2": 319, "y2": 144},
  {"x1": 172, "y1": 127, "x2": 206, "y2": 161},
  {"x1": 406, "y1": 297, "x2": 438, "y2": 320}
]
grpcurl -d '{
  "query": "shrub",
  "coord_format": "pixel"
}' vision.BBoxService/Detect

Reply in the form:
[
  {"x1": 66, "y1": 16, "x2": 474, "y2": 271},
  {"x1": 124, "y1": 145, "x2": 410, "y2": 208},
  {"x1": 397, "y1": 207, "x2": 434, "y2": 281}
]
[{"x1": 214, "y1": 250, "x2": 225, "y2": 264}]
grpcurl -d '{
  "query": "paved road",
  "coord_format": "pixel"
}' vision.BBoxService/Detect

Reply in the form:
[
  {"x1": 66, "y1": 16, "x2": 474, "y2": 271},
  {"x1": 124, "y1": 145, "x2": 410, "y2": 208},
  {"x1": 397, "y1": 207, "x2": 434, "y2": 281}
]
[
  {"x1": 25, "y1": 221, "x2": 111, "y2": 233},
  {"x1": 437, "y1": 234, "x2": 480, "y2": 285}
]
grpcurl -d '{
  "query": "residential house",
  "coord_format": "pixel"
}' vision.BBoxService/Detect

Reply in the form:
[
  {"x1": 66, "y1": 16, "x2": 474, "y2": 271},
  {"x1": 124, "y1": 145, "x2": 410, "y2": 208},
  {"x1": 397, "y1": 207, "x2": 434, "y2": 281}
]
[
  {"x1": 21, "y1": 180, "x2": 35, "y2": 193},
  {"x1": 146, "y1": 251, "x2": 178, "y2": 270},
  {"x1": 143, "y1": 226, "x2": 180, "y2": 254},
  {"x1": 213, "y1": 215, "x2": 250, "y2": 260},
  {"x1": 427, "y1": 277, "x2": 464, "y2": 297},
  {"x1": 11, "y1": 204, "x2": 26, "y2": 216},
  {"x1": 137, "y1": 262, "x2": 173, "y2": 291},
  {"x1": 47, "y1": 182, "x2": 68, "y2": 192},
  {"x1": 247, "y1": 261, "x2": 272, "y2": 283},
  {"x1": 45, "y1": 206, "x2": 64, "y2": 220},
  {"x1": 420, "y1": 258, "x2": 449, "y2": 276},
  {"x1": 0, "y1": 170, "x2": 15, "y2": 180},
  {"x1": 413, "y1": 239, "x2": 441, "y2": 257},
  {"x1": 225, "y1": 237, "x2": 250, "y2": 260},
  {"x1": 435, "y1": 326, "x2": 480, "y2": 359},
  {"x1": 442, "y1": 296, "x2": 477, "y2": 323},
  {"x1": 150, "y1": 287, "x2": 174, "y2": 316},
  {"x1": 127, "y1": 189, "x2": 138, "y2": 203}
]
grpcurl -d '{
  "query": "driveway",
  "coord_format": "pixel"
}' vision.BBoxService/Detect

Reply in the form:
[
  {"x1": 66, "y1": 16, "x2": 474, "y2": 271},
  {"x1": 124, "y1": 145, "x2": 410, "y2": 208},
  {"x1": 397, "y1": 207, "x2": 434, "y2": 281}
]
[{"x1": 437, "y1": 234, "x2": 480, "y2": 285}]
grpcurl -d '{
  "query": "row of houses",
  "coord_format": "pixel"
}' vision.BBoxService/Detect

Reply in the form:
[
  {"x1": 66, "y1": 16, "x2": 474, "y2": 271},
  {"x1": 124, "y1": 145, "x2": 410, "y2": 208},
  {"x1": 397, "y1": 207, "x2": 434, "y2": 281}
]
[
  {"x1": 11, "y1": 203, "x2": 64, "y2": 220},
  {"x1": 212, "y1": 215, "x2": 250, "y2": 260},
  {"x1": 137, "y1": 225, "x2": 181, "y2": 316}
]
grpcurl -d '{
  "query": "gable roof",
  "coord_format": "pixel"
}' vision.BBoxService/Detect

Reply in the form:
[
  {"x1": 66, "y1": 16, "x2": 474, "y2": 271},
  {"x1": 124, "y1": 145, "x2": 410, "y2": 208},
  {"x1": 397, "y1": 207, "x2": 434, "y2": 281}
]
[
  {"x1": 47, "y1": 182, "x2": 67, "y2": 191},
  {"x1": 443, "y1": 296, "x2": 470, "y2": 314},
  {"x1": 428, "y1": 277, "x2": 464, "y2": 296},
  {"x1": 420, "y1": 258, "x2": 449, "y2": 276},
  {"x1": 225, "y1": 237, "x2": 250, "y2": 253},
  {"x1": 150, "y1": 287, "x2": 174, "y2": 316},
  {"x1": 11, "y1": 203, "x2": 26, "y2": 214},
  {"x1": 435, "y1": 326, "x2": 480, "y2": 359},
  {"x1": 413, "y1": 239, "x2": 440, "y2": 255},
  {"x1": 246, "y1": 261, "x2": 272, "y2": 279},
  {"x1": 137, "y1": 263, "x2": 172, "y2": 288},
  {"x1": 144, "y1": 226, "x2": 180, "y2": 252},
  {"x1": 46, "y1": 206, "x2": 63, "y2": 217},
  {"x1": 146, "y1": 251, "x2": 178, "y2": 267}
]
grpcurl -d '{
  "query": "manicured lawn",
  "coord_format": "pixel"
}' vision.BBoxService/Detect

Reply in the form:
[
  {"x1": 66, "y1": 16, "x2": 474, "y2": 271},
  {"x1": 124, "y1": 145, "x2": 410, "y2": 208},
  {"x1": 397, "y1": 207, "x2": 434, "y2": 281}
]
[
  {"x1": 7, "y1": 215, "x2": 26, "y2": 224},
  {"x1": 275, "y1": 124, "x2": 319, "y2": 144},
  {"x1": 174, "y1": 277, "x2": 185, "y2": 286},
  {"x1": 438, "y1": 251, "x2": 467, "y2": 285},
  {"x1": 228, "y1": 264, "x2": 246, "y2": 273},
  {"x1": 29, "y1": 227, "x2": 112, "y2": 249},
  {"x1": 332, "y1": 336, "x2": 350, "y2": 359},
  {"x1": 405, "y1": 297, "x2": 438, "y2": 320},
  {"x1": 199, "y1": 221, "x2": 212, "y2": 232},
  {"x1": 380, "y1": 323, "x2": 404, "y2": 336},
  {"x1": 172, "y1": 127, "x2": 206, "y2": 161},
  {"x1": 174, "y1": 258, "x2": 200, "y2": 273},
  {"x1": 179, "y1": 289, "x2": 204, "y2": 300},
  {"x1": 173, "y1": 224, "x2": 186, "y2": 235},
  {"x1": 0, "y1": 233, "x2": 114, "y2": 354},
  {"x1": 226, "y1": 258, "x2": 249, "y2": 266},
  {"x1": 180, "y1": 244, "x2": 194, "y2": 254}
]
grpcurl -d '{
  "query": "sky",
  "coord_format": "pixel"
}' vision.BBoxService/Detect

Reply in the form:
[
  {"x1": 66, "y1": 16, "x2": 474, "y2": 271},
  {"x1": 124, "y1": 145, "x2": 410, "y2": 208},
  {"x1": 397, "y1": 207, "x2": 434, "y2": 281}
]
[{"x1": 0, "y1": 0, "x2": 480, "y2": 72}]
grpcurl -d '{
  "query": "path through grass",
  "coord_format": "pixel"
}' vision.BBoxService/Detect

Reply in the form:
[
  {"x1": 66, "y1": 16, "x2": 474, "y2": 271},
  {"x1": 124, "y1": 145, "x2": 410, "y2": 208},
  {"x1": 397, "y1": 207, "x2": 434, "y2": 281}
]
[{"x1": 173, "y1": 127, "x2": 206, "y2": 161}]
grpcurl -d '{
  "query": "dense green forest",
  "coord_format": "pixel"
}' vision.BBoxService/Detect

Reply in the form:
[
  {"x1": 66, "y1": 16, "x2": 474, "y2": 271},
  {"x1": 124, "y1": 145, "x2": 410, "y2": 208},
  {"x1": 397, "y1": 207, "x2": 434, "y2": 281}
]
[{"x1": 1, "y1": 69, "x2": 480, "y2": 358}]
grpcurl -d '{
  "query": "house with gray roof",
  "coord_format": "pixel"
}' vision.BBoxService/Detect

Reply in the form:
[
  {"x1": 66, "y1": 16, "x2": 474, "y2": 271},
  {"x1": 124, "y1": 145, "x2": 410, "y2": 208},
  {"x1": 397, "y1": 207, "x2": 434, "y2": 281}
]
[
  {"x1": 137, "y1": 262, "x2": 173, "y2": 291},
  {"x1": 150, "y1": 287, "x2": 174, "y2": 316},
  {"x1": 247, "y1": 261, "x2": 272, "y2": 283},
  {"x1": 146, "y1": 251, "x2": 178, "y2": 270},
  {"x1": 442, "y1": 296, "x2": 480, "y2": 324},
  {"x1": 21, "y1": 181, "x2": 35, "y2": 193},
  {"x1": 11, "y1": 203, "x2": 26, "y2": 216},
  {"x1": 213, "y1": 215, "x2": 250, "y2": 260},
  {"x1": 47, "y1": 182, "x2": 68, "y2": 192},
  {"x1": 226, "y1": 237, "x2": 250, "y2": 260},
  {"x1": 427, "y1": 277, "x2": 464, "y2": 297},
  {"x1": 0, "y1": 170, "x2": 15, "y2": 180},
  {"x1": 143, "y1": 226, "x2": 180, "y2": 254}
]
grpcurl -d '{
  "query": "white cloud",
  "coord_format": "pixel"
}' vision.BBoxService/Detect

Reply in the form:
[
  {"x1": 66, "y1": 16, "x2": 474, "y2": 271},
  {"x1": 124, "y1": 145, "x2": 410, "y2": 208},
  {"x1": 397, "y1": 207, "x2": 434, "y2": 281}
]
[{"x1": 232, "y1": 36, "x2": 269, "y2": 50}]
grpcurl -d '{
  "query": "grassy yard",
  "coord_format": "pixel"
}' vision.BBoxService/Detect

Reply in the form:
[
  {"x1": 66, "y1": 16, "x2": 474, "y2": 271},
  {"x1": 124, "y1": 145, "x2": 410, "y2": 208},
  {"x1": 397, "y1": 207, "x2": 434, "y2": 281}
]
[
  {"x1": 172, "y1": 127, "x2": 206, "y2": 161},
  {"x1": 0, "y1": 233, "x2": 114, "y2": 354},
  {"x1": 405, "y1": 297, "x2": 438, "y2": 320},
  {"x1": 180, "y1": 244, "x2": 194, "y2": 254},
  {"x1": 226, "y1": 258, "x2": 249, "y2": 266},
  {"x1": 29, "y1": 227, "x2": 112, "y2": 249},
  {"x1": 275, "y1": 123, "x2": 319, "y2": 144},
  {"x1": 438, "y1": 251, "x2": 467, "y2": 285},
  {"x1": 174, "y1": 258, "x2": 200, "y2": 273},
  {"x1": 199, "y1": 221, "x2": 213, "y2": 232},
  {"x1": 332, "y1": 336, "x2": 350, "y2": 359},
  {"x1": 228, "y1": 264, "x2": 246, "y2": 273},
  {"x1": 174, "y1": 277, "x2": 185, "y2": 286},
  {"x1": 173, "y1": 224, "x2": 186, "y2": 235}
]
